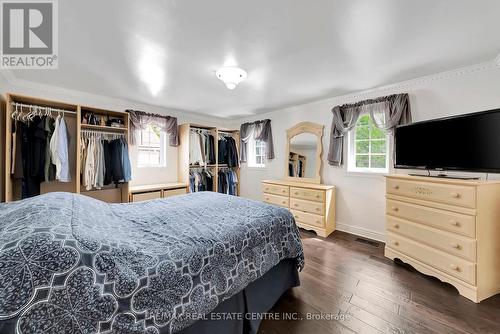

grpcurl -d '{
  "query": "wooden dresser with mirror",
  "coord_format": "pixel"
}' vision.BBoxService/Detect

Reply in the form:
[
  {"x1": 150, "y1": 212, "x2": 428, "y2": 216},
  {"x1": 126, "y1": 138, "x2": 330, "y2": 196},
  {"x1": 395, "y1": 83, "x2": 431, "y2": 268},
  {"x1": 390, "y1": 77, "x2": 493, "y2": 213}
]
[{"x1": 262, "y1": 122, "x2": 336, "y2": 237}]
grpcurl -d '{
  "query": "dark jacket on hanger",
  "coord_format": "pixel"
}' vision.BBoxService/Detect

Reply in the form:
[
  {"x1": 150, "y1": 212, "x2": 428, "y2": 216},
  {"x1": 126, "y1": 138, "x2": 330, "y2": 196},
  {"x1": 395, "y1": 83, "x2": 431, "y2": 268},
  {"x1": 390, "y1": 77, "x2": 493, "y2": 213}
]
[
  {"x1": 110, "y1": 139, "x2": 124, "y2": 183},
  {"x1": 218, "y1": 139, "x2": 227, "y2": 164}
]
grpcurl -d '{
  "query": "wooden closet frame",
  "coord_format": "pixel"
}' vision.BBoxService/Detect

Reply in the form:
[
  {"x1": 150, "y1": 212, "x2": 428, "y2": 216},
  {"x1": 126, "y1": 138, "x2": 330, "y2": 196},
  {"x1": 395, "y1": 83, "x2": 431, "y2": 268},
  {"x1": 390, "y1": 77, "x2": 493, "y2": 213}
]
[
  {"x1": 178, "y1": 123, "x2": 241, "y2": 196},
  {"x1": 4, "y1": 93, "x2": 130, "y2": 203}
]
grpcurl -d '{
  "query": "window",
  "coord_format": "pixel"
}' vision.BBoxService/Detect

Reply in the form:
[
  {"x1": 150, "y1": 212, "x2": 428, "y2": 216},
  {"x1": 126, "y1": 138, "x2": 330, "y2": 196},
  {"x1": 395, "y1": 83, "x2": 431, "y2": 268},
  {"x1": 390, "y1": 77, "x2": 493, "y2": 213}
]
[
  {"x1": 248, "y1": 137, "x2": 266, "y2": 168},
  {"x1": 137, "y1": 125, "x2": 167, "y2": 167},
  {"x1": 347, "y1": 114, "x2": 389, "y2": 173}
]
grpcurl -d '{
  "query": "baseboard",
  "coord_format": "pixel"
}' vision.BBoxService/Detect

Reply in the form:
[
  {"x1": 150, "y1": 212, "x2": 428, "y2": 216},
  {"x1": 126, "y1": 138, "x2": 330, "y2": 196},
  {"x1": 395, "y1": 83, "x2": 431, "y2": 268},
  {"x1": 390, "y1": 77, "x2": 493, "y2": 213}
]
[{"x1": 335, "y1": 222, "x2": 385, "y2": 243}]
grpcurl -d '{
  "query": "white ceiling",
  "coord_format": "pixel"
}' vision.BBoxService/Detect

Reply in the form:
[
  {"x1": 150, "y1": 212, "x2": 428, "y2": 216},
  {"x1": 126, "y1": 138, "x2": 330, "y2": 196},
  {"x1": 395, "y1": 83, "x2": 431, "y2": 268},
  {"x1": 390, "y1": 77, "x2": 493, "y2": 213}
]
[{"x1": 7, "y1": 0, "x2": 500, "y2": 119}]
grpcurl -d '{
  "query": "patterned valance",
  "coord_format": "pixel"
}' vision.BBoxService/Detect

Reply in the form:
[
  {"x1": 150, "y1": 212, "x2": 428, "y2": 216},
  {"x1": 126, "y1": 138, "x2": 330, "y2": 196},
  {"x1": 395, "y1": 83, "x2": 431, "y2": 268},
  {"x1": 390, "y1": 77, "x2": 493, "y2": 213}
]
[
  {"x1": 327, "y1": 93, "x2": 412, "y2": 166},
  {"x1": 127, "y1": 109, "x2": 178, "y2": 146},
  {"x1": 239, "y1": 119, "x2": 275, "y2": 162}
]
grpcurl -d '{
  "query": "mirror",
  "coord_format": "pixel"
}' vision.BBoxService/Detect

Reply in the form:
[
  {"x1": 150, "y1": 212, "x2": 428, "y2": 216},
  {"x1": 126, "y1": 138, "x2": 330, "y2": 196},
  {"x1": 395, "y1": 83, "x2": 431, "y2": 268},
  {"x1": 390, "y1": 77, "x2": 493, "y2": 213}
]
[{"x1": 285, "y1": 122, "x2": 324, "y2": 184}]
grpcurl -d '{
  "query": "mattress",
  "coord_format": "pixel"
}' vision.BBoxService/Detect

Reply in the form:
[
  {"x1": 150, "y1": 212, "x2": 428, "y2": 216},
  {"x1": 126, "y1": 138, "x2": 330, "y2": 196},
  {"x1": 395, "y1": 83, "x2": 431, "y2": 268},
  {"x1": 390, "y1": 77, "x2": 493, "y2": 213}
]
[{"x1": 0, "y1": 191, "x2": 304, "y2": 334}]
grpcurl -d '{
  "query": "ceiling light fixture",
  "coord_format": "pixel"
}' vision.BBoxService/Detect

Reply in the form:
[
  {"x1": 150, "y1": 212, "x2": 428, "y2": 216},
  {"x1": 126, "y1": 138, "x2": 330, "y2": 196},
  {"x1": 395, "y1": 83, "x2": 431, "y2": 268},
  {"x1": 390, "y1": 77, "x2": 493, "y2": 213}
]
[{"x1": 216, "y1": 66, "x2": 247, "y2": 90}]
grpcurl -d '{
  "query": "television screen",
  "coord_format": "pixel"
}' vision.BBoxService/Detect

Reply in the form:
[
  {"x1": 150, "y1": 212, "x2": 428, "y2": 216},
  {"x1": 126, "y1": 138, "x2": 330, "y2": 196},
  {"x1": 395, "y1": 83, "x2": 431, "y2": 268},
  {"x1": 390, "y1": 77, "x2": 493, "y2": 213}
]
[{"x1": 394, "y1": 109, "x2": 500, "y2": 172}]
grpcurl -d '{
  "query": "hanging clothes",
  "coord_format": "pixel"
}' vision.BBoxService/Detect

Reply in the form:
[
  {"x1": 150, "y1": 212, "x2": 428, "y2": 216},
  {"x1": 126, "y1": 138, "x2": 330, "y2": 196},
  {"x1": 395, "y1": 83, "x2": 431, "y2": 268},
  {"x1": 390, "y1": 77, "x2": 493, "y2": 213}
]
[
  {"x1": 9, "y1": 105, "x2": 72, "y2": 199},
  {"x1": 189, "y1": 168, "x2": 214, "y2": 193},
  {"x1": 80, "y1": 132, "x2": 132, "y2": 191},
  {"x1": 189, "y1": 130, "x2": 205, "y2": 165},
  {"x1": 207, "y1": 133, "x2": 216, "y2": 165},
  {"x1": 57, "y1": 117, "x2": 71, "y2": 182},
  {"x1": 44, "y1": 117, "x2": 56, "y2": 182},
  {"x1": 11, "y1": 115, "x2": 70, "y2": 199},
  {"x1": 218, "y1": 134, "x2": 239, "y2": 167},
  {"x1": 217, "y1": 169, "x2": 238, "y2": 196}
]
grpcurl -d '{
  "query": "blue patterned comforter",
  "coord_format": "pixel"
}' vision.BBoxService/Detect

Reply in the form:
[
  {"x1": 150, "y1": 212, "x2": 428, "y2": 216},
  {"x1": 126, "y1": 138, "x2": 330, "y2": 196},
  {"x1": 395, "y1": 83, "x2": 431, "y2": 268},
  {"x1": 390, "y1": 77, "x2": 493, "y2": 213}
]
[{"x1": 0, "y1": 192, "x2": 304, "y2": 334}]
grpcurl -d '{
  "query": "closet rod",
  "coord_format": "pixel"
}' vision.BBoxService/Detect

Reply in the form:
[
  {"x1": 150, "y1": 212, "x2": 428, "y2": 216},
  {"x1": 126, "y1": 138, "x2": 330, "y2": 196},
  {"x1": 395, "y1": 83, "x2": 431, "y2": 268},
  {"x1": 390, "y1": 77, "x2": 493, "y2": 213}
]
[
  {"x1": 11, "y1": 102, "x2": 77, "y2": 115},
  {"x1": 81, "y1": 130, "x2": 127, "y2": 139}
]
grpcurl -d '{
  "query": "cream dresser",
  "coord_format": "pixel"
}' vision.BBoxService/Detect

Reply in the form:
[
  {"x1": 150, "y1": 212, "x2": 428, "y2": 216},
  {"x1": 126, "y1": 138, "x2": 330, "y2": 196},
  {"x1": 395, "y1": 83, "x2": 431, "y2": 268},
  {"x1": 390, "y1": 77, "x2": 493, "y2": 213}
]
[
  {"x1": 262, "y1": 180, "x2": 336, "y2": 237},
  {"x1": 385, "y1": 174, "x2": 500, "y2": 302}
]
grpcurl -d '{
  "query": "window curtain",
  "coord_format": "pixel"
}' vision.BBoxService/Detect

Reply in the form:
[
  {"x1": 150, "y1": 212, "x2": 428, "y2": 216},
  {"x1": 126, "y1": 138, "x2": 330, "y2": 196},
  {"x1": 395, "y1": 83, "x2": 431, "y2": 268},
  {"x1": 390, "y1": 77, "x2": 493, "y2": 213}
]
[
  {"x1": 327, "y1": 93, "x2": 412, "y2": 166},
  {"x1": 239, "y1": 119, "x2": 275, "y2": 162},
  {"x1": 127, "y1": 109, "x2": 179, "y2": 146}
]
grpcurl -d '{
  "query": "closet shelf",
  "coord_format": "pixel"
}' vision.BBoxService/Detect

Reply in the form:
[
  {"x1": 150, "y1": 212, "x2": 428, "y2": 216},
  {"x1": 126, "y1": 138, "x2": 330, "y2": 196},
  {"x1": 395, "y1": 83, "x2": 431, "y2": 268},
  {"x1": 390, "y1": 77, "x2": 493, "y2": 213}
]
[
  {"x1": 81, "y1": 124, "x2": 128, "y2": 131},
  {"x1": 190, "y1": 164, "x2": 217, "y2": 168}
]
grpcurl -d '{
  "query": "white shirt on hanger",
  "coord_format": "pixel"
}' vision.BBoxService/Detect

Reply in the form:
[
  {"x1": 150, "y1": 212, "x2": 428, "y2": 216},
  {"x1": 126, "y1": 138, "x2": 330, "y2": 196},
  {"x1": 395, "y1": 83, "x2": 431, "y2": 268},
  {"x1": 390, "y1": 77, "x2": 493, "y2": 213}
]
[
  {"x1": 57, "y1": 117, "x2": 71, "y2": 182},
  {"x1": 49, "y1": 115, "x2": 62, "y2": 180}
]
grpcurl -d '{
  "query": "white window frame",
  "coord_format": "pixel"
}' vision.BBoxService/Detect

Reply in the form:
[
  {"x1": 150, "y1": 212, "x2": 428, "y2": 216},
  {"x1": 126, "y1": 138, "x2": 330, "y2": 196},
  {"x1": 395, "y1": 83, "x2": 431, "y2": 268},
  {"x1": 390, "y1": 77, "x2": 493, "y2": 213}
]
[
  {"x1": 247, "y1": 137, "x2": 266, "y2": 168},
  {"x1": 347, "y1": 114, "x2": 389, "y2": 174},
  {"x1": 137, "y1": 125, "x2": 167, "y2": 168}
]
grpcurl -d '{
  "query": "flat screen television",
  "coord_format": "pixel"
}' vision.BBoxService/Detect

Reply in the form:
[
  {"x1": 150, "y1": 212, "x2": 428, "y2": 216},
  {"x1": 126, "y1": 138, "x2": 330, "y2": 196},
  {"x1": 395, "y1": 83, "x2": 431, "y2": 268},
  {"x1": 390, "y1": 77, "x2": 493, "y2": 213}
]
[{"x1": 394, "y1": 108, "x2": 500, "y2": 173}]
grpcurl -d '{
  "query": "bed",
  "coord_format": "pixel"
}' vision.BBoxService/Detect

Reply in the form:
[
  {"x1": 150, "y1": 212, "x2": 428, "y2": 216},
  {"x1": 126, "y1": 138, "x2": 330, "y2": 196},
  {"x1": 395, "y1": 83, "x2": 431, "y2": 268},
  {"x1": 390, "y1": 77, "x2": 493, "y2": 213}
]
[{"x1": 0, "y1": 192, "x2": 304, "y2": 334}]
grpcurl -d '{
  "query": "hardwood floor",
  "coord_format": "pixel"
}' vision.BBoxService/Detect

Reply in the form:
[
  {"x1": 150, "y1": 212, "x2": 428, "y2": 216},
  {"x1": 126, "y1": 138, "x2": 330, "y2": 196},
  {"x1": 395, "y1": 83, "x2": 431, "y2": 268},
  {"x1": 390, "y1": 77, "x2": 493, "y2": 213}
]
[{"x1": 258, "y1": 230, "x2": 500, "y2": 334}]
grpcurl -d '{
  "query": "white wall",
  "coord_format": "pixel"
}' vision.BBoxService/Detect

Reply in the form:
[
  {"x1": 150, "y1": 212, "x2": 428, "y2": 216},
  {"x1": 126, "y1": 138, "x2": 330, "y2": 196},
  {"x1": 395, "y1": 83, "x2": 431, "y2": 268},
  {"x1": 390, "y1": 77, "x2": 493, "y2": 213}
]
[
  {"x1": 231, "y1": 61, "x2": 500, "y2": 241},
  {"x1": 0, "y1": 75, "x2": 226, "y2": 186}
]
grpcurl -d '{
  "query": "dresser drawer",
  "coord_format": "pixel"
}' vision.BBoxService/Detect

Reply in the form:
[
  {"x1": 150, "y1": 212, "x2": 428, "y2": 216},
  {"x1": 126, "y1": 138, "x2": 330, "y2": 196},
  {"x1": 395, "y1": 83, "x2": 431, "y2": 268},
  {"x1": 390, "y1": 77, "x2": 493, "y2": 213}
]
[
  {"x1": 387, "y1": 232, "x2": 476, "y2": 285},
  {"x1": 162, "y1": 188, "x2": 187, "y2": 198},
  {"x1": 290, "y1": 187, "x2": 325, "y2": 202},
  {"x1": 387, "y1": 199, "x2": 476, "y2": 237},
  {"x1": 263, "y1": 193, "x2": 289, "y2": 208},
  {"x1": 290, "y1": 209, "x2": 324, "y2": 228},
  {"x1": 387, "y1": 216, "x2": 476, "y2": 261},
  {"x1": 131, "y1": 191, "x2": 162, "y2": 202},
  {"x1": 387, "y1": 179, "x2": 476, "y2": 208},
  {"x1": 290, "y1": 198, "x2": 325, "y2": 215},
  {"x1": 262, "y1": 183, "x2": 289, "y2": 196}
]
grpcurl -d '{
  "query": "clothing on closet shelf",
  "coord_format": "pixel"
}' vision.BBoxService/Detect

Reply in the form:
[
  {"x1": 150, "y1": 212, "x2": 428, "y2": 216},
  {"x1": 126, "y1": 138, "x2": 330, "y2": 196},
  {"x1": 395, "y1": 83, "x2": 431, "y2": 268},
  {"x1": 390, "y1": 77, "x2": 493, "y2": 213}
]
[
  {"x1": 218, "y1": 134, "x2": 239, "y2": 167},
  {"x1": 81, "y1": 132, "x2": 131, "y2": 191},
  {"x1": 189, "y1": 129, "x2": 216, "y2": 166},
  {"x1": 10, "y1": 114, "x2": 71, "y2": 199},
  {"x1": 189, "y1": 168, "x2": 214, "y2": 192},
  {"x1": 218, "y1": 168, "x2": 238, "y2": 196}
]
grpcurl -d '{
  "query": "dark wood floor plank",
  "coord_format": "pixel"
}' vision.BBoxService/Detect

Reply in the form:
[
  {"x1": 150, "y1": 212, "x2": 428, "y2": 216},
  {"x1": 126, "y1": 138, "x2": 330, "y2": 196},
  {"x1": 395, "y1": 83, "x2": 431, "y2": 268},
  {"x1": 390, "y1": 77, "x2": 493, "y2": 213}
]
[{"x1": 257, "y1": 230, "x2": 500, "y2": 334}]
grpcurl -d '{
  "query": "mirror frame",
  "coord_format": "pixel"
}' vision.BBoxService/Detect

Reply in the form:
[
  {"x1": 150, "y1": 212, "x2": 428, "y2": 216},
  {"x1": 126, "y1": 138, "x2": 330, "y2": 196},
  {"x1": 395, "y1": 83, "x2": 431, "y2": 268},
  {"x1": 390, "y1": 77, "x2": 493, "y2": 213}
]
[{"x1": 284, "y1": 121, "x2": 324, "y2": 184}]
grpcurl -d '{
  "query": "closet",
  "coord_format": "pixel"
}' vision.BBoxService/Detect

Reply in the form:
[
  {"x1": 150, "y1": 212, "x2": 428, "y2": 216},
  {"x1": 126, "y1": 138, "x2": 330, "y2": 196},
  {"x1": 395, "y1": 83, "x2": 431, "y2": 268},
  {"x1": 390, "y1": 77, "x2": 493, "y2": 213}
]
[
  {"x1": 5, "y1": 94, "x2": 79, "y2": 201},
  {"x1": 79, "y1": 106, "x2": 130, "y2": 203},
  {"x1": 178, "y1": 123, "x2": 240, "y2": 196},
  {"x1": 4, "y1": 93, "x2": 131, "y2": 203}
]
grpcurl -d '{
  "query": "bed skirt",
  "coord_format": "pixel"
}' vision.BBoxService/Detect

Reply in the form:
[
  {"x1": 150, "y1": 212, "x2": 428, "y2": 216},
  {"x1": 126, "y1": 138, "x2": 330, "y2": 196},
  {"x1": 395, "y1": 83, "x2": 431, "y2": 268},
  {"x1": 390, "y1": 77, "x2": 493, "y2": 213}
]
[{"x1": 176, "y1": 259, "x2": 300, "y2": 334}]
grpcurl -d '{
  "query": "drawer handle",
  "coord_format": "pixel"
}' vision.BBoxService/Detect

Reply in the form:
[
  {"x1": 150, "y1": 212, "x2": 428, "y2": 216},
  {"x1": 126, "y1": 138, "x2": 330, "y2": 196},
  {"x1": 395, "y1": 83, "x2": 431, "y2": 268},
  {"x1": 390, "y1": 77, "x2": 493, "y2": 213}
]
[
  {"x1": 392, "y1": 207, "x2": 399, "y2": 212},
  {"x1": 450, "y1": 264, "x2": 460, "y2": 271},
  {"x1": 393, "y1": 185, "x2": 400, "y2": 190},
  {"x1": 315, "y1": 207, "x2": 320, "y2": 211},
  {"x1": 265, "y1": 187, "x2": 269, "y2": 191},
  {"x1": 450, "y1": 192, "x2": 461, "y2": 199},
  {"x1": 294, "y1": 192, "x2": 299, "y2": 195},
  {"x1": 282, "y1": 190, "x2": 286, "y2": 193},
  {"x1": 315, "y1": 220, "x2": 320, "y2": 224},
  {"x1": 294, "y1": 203, "x2": 299, "y2": 207},
  {"x1": 315, "y1": 194, "x2": 320, "y2": 198},
  {"x1": 282, "y1": 201, "x2": 286, "y2": 205},
  {"x1": 450, "y1": 243, "x2": 461, "y2": 249},
  {"x1": 392, "y1": 240, "x2": 399, "y2": 246},
  {"x1": 393, "y1": 224, "x2": 399, "y2": 229},
  {"x1": 294, "y1": 215, "x2": 299, "y2": 219},
  {"x1": 265, "y1": 197, "x2": 270, "y2": 201},
  {"x1": 450, "y1": 220, "x2": 461, "y2": 227}
]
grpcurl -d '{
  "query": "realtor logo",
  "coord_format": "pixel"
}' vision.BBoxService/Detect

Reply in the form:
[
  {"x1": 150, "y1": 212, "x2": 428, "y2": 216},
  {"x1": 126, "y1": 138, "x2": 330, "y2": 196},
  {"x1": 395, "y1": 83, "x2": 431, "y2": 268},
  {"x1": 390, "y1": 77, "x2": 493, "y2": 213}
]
[{"x1": 1, "y1": 0, "x2": 58, "y2": 68}]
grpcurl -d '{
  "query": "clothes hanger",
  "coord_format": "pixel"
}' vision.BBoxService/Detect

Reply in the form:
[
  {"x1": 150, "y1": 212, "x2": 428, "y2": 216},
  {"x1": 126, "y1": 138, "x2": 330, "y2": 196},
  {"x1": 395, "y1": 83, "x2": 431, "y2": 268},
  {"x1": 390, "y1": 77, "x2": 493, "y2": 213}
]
[{"x1": 11, "y1": 103, "x2": 18, "y2": 119}]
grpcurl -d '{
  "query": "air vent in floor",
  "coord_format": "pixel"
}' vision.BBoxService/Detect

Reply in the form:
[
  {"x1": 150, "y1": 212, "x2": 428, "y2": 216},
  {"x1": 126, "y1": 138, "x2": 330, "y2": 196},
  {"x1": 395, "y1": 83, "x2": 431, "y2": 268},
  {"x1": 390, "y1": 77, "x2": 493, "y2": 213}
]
[{"x1": 355, "y1": 237, "x2": 380, "y2": 247}]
